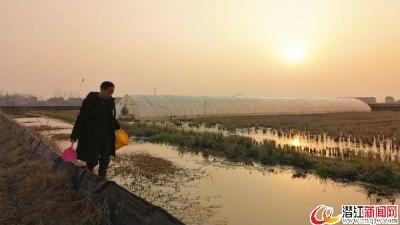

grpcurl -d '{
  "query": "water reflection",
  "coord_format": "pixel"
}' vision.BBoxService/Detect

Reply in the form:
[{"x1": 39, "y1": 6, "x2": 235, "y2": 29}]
[
  {"x1": 291, "y1": 136, "x2": 302, "y2": 147},
  {"x1": 239, "y1": 128, "x2": 400, "y2": 162},
  {"x1": 176, "y1": 122, "x2": 400, "y2": 162},
  {"x1": 116, "y1": 140, "x2": 399, "y2": 225}
]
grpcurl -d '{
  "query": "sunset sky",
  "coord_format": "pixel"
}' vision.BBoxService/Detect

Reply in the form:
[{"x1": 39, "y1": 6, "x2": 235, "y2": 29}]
[{"x1": 1, "y1": 0, "x2": 399, "y2": 101}]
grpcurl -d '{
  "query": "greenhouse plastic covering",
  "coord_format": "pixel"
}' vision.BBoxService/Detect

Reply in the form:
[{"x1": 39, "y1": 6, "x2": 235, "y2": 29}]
[{"x1": 117, "y1": 95, "x2": 371, "y2": 120}]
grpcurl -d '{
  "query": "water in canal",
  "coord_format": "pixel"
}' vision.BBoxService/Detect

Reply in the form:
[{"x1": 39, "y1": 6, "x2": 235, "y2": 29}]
[{"x1": 113, "y1": 140, "x2": 399, "y2": 225}]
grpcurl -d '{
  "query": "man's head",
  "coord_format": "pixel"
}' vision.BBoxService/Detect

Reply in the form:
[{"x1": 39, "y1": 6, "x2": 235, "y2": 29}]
[{"x1": 100, "y1": 81, "x2": 115, "y2": 99}]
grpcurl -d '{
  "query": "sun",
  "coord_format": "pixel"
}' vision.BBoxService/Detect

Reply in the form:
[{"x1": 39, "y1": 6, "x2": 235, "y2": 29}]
[
  {"x1": 282, "y1": 45, "x2": 308, "y2": 63},
  {"x1": 291, "y1": 137, "x2": 302, "y2": 147}
]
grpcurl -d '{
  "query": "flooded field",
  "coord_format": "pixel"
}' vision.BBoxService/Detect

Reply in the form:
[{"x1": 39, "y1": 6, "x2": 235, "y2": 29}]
[
  {"x1": 178, "y1": 122, "x2": 400, "y2": 162},
  {"x1": 14, "y1": 116, "x2": 74, "y2": 151},
  {"x1": 11, "y1": 116, "x2": 400, "y2": 225},
  {"x1": 114, "y1": 140, "x2": 399, "y2": 225},
  {"x1": 13, "y1": 110, "x2": 400, "y2": 161}
]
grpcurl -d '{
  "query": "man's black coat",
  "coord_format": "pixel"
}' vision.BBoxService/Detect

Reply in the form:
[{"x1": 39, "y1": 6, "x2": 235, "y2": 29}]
[{"x1": 70, "y1": 92, "x2": 121, "y2": 164}]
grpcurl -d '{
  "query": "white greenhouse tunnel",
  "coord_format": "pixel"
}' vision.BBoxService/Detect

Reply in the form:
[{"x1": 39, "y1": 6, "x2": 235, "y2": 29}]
[{"x1": 115, "y1": 95, "x2": 371, "y2": 120}]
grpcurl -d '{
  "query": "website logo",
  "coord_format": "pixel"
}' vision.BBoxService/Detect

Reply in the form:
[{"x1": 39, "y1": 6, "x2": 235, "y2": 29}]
[
  {"x1": 310, "y1": 205, "x2": 342, "y2": 225},
  {"x1": 310, "y1": 205, "x2": 399, "y2": 225},
  {"x1": 341, "y1": 205, "x2": 398, "y2": 225}
]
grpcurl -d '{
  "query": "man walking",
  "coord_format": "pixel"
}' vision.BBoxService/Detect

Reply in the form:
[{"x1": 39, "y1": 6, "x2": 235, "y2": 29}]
[{"x1": 70, "y1": 81, "x2": 120, "y2": 178}]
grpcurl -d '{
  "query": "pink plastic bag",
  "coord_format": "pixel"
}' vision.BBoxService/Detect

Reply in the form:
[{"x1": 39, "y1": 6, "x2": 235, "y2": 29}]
[{"x1": 62, "y1": 143, "x2": 77, "y2": 162}]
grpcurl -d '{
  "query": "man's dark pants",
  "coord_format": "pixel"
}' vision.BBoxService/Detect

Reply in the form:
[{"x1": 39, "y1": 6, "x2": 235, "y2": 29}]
[{"x1": 86, "y1": 131, "x2": 112, "y2": 178}]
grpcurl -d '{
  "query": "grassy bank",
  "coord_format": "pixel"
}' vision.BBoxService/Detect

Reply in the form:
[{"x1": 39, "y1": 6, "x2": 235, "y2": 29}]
[
  {"x1": 123, "y1": 122, "x2": 400, "y2": 189},
  {"x1": 0, "y1": 119, "x2": 109, "y2": 225},
  {"x1": 1, "y1": 108, "x2": 78, "y2": 124}
]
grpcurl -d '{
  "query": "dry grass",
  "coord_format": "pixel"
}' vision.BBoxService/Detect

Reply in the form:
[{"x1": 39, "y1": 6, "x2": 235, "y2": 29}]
[
  {"x1": 28, "y1": 110, "x2": 79, "y2": 124},
  {"x1": 0, "y1": 120, "x2": 110, "y2": 225},
  {"x1": 51, "y1": 133, "x2": 71, "y2": 141},
  {"x1": 1, "y1": 108, "x2": 78, "y2": 122},
  {"x1": 0, "y1": 108, "x2": 40, "y2": 118},
  {"x1": 187, "y1": 111, "x2": 400, "y2": 146},
  {"x1": 22, "y1": 126, "x2": 62, "y2": 153},
  {"x1": 111, "y1": 153, "x2": 178, "y2": 178},
  {"x1": 31, "y1": 125, "x2": 66, "y2": 132}
]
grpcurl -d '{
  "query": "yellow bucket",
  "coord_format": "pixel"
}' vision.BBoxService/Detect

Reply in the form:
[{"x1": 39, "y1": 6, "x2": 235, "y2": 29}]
[{"x1": 115, "y1": 129, "x2": 129, "y2": 150}]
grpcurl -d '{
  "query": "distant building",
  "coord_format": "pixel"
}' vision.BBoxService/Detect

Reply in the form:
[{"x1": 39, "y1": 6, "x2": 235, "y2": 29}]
[
  {"x1": 0, "y1": 94, "x2": 39, "y2": 106},
  {"x1": 46, "y1": 97, "x2": 66, "y2": 106},
  {"x1": 385, "y1": 96, "x2": 395, "y2": 104},
  {"x1": 19, "y1": 96, "x2": 39, "y2": 106},
  {"x1": 355, "y1": 97, "x2": 377, "y2": 104},
  {"x1": 65, "y1": 97, "x2": 83, "y2": 106}
]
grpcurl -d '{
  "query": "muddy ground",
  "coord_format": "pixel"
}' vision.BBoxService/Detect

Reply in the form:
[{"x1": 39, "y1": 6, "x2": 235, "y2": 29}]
[{"x1": 108, "y1": 151, "x2": 222, "y2": 225}]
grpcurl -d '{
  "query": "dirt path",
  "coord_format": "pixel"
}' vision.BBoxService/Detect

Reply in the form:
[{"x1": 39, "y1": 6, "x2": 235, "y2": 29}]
[{"x1": 0, "y1": 120, "x2": 108, "y2": 225}]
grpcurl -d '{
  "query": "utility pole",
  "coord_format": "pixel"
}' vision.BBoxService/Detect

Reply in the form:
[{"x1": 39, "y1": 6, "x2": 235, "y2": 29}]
[{"x1": 78, "y1": 78, "x2": 85, "y2": 98}]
